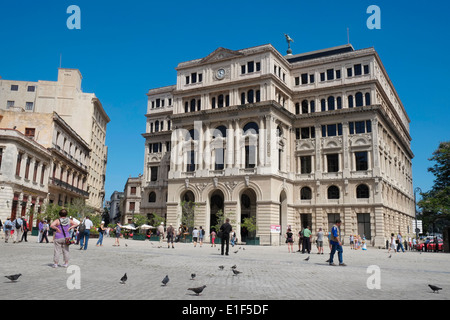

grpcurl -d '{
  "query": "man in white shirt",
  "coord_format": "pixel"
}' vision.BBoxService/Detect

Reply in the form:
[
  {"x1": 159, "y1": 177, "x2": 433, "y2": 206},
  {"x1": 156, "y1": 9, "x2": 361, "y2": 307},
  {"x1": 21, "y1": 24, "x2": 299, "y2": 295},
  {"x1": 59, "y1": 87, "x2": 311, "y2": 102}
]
[{"x1": 79, "y1": 216, "x2": 94, "y2": 250}]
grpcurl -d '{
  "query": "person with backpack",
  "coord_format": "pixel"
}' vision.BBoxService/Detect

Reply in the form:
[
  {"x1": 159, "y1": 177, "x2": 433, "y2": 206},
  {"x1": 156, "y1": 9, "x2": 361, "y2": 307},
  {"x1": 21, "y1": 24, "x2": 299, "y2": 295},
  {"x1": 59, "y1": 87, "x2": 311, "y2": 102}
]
[
  {"x1": 113, "y1": 222, "x2": 122, "y2": 246},
  {"x1": 20, "y1": 216, "x2": 29, "y2": 242},
  {"x1": 3, "y1": 217, "x2": 13, "y2": 243},
  {"x1": 12, "y1": 216, "x2": 23, "y2": 243}
]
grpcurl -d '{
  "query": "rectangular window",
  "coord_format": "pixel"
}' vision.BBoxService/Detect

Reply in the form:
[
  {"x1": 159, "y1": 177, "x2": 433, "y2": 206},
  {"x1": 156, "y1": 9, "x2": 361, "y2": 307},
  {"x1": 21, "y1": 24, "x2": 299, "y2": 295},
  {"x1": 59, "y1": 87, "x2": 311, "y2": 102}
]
[
  {"x1": 7, "y1": 101, "x2": 15, "y2": 109},
  {"x1": 327, "y1": 124, "x2": 337, "y2": 137},
  {"x1": 191, "y1": 73, "x2": 197, "y2": 83},
  {"x1": 130, "y1": 187, "x2": 136, "y2": 195},
  {"x1": 327, "y1": 69, "x2": 334, "y2": 81},
  {"x1": 11, "y1": 84, "x2": 19, "y2": 91},
  {"x1": 364, "y1": 65, "x2": 370, "y2": 75},
  {"x1": 295, "y1": 128, "x2": 300, "y2": 140},
  {"x1": 366, "y1": 120, "x2": 372, "y2": 133},
  {"x1": 27, "y1": 86, "x2": 36, "y2": 92},
  {"x1": 354, "y1": 64, "x2": 362, "y2": 76},
  {"x1": 301, "y1": 73, "x2": 308, "y2": 85},
  {"x1": 16, "y1": 153, "x2": 23, "y2": 176},
  {"x1": 355, "y1": 121, "x2": 366, "y2": 134},
  {"x1": 301, "y1": 127, "x2": 310, "y2": 139},
  {"x1": 25, "y1": 128, "x2": 36, "y2": 138},
  {"x1": 198, "y1": 73, "x2": 203, "y2": 82},
  {"x1": 156, "y1": 99, "x2": 161, "y2": 108},
  {"x1": 40, "y1": 164, "x2": 46, "y2": 184},
  {"x1": 245, "y1": 145, "x2": 256, "y2": 169},
  {"x1": 336, "y1": 70, "x2": 341, "y2": 79},
  {"x1": 256, "y1": 62, "x2": 261, "y2": 71},
  {"x1": 320, "y1": 72, "x2": 325, "y2": 82},
  {"x1": 247, "y1": 61, "x2": 254, "y2": 73},
  {"x1": 24, "y1": 157, "x2": 31, "y2": 180},
  {"x1": 0, "y1": 148, "x2": 3, "y2": 170},
  {"x1": 150, "y1": 166, "x2": 158, "y2": 181},
  {"x1": 33, "y1": 162, "x2": 39, "y2": 182},
  {"x1": 215, "y1": 148, "x2": 225, "y2": 170},
  {"x1": 309, "y1": 74, "x2": 315, "y2": 83},
  {"x1": 129, "y1": 202, "x2": 135, "y2": 211},
  {"x1": 185, "y1": 76, "x2": 190, "y2": 85},
  {"x1": 295, "y1": 77, "x2": 300, "y2": 86},
  {"x1": 241, "y1": 65, "x2": 246, "y2": 74},
  {"x1": 355, "y1": 151, "x2": 368, "y2": 171},
  {"x1": 300, "y1": 156, "x2": 312, "y2": 174},
  {"x1": 327, "y1": 154, "x2": 339, "y2": 172},
  {"x1": 347, "y1": 68, "x2": 353, "y2": 77}
]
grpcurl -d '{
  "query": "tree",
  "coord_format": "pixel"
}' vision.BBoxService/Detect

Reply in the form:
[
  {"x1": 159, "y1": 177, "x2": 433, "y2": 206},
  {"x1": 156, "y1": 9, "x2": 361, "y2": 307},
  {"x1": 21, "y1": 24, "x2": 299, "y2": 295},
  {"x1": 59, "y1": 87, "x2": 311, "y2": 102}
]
[
  {"x1": 418, "y1": 141, "x2": 450, "y2": 234},
  {"x1": 179, "y1": 200, "x2": 198, "y2": 232}
]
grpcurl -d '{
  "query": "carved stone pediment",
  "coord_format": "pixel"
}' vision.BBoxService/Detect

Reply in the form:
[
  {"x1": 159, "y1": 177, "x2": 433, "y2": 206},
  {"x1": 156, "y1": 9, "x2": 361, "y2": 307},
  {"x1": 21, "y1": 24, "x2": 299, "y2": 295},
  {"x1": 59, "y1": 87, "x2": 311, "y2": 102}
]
[{"x1": 200, "y1": 47, "x2": 244, "y2": 63}]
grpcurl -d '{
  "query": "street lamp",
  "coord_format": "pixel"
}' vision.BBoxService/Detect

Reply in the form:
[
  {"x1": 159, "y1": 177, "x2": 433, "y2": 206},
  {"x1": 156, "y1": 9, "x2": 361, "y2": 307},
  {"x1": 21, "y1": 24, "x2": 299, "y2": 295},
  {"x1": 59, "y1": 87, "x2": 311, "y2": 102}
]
[{"x1": 414, "y1": 187, "x2": 422, "y2": 240}]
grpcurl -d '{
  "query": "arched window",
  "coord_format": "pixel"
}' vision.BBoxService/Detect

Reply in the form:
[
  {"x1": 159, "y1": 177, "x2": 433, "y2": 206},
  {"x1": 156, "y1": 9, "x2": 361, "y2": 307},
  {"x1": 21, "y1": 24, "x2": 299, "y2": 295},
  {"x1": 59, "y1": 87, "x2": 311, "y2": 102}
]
[
  {"x1": 300, "y1": 187, "x2": 312, "y2": 200},
  {"x1": 148, "y1": 192, "x2": 156, "y2": 203},
  {"x1": 247, "y1": 90, "x2": 254, "y2": 103},
  {"x1": 243, "y1": 122, "x2": 259, "y2": 135},
  {"x1": 356, "y1": 184, "x2": 370, "y2": 198},
  {"x1": 348, "y1": 95, "x2": 354, "y2": 108},
  {"x1": 213, "y1": 126, "x2": 227, "y2": 139},
  {"x1": 328, "y1": 96, "x2": 335, "y2": 111},
  {"x1": 302, "y1": 100, "x2": 309, "y2": 114},
  {"x1": 355, "y1": 92, "x2": 363, "y2": 107},
  {"x1": 328, "y1": 186, "x2": 340, "y2": 199},
  {"x1": 186, "y1": 129, "x2": 199, "y2": 141},
  {"x1": 365, "y1": 92, "x2": 371, "y2": 106}
]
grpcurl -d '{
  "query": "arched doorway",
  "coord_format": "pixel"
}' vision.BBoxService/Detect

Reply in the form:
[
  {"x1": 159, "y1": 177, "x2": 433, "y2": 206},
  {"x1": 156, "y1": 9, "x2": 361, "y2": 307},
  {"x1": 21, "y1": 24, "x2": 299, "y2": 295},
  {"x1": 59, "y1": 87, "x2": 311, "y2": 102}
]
[
  {"x1": 240, "y1": 188, "x2": 257, "y2": 242},
  {"x1": 180, "y1": 190, "x2": 195, "y2": 233},
  {"x1": 210, "y1": 190, "x2": 224, "y2": 232}
]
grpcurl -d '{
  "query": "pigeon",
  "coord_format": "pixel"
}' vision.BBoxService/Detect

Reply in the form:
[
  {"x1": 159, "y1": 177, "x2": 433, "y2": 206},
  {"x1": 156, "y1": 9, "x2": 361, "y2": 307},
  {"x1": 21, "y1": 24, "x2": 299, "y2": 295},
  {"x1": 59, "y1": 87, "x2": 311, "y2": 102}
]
[
  {"x1": 304, "y1": 256, "x2": 310, "y2": 261},
  {"x1": 429, "y1": 284, "x2": 442, "y2": 293},
  {"x1": 5, "y1": 274, "x2": 21, "y2": 282},
  {"x1": 243, "y1": 247, "x2": 245, "y2": 251},
  {"x1": 239, "y1": 247, "x2": 242, "y2": 250},
  {"x1": 162, "y1": 275, "x2": 169, "y2": 286},
  {"x1": 125, "y1": 243, "x2": 128, "y2": 247},
  {"x1": 120, "y1": 273, "x2": 127, "y2": 284},
  {"x1": 231, "y1": 265, "x2": 237, "y2": 269},
  {"x1": 234, "y1": 250, "x2": 239, "y2": 254},
  {"x1": 219, "y1": 265, "x2": 224, "y2": 270},
  {"x1": 188, "y1": 285, "x2": 207, "y2": 296},
  {"x1": 191, "y1": 273, "x2": 196, "y2": 280},
  {"x1": 232, "y1": 269, "x2": 242, "y2": 276},
  {"x1": 388, "y1": 254, "x2": 392, "y2": 258}
]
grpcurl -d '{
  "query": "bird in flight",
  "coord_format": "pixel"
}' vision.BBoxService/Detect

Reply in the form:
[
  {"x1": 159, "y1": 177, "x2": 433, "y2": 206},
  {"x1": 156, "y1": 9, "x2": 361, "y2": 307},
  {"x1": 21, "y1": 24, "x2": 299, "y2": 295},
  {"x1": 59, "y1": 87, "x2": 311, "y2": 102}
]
[
  {"x1": 162, "y1": 275, "x2": 169, "y2": 286},
  {"x1": 5, "y1": 274, "x2": 21, "y2": 282},
  {"x1": 188, "y1": 285, "x2": 207, "y2": 296},
  {"x1": 120, "y1": 273, "x2": 127, "y2": 284}
]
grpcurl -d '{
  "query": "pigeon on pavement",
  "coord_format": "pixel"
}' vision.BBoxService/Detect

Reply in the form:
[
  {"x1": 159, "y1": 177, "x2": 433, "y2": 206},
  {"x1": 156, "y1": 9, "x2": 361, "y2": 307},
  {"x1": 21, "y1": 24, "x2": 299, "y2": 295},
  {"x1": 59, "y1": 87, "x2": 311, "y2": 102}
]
[
  {"x1": 232, "y1": 269, "x2": 242, "y2": 276},
  {"x1": 120, "y1": 273, "x2": 127, "y2": 284},
  {"x1": 231, "y1": 265, "x2": 237, "y2": 269},
  {"x1": 304, "y1": 256, "x2": 310, "y2": 261},
  {"x1": 188, "y1": 285, "x2": 207, "y2": 296},
  {"x1": 162, "y1": 275, "x2": 169, "y2": 286},
  {"x1": 5, "y1": 274, "x2": 21, "y2": 282},
  {"x1": 429, "y1": 284, "x2": 442, "y2": 293},
  {"x1": 219, "y1": 265, "x2": 224, "y2": 270},
  {"x1": 191, "y1": 273, "x2": 196, "y2": 280}
]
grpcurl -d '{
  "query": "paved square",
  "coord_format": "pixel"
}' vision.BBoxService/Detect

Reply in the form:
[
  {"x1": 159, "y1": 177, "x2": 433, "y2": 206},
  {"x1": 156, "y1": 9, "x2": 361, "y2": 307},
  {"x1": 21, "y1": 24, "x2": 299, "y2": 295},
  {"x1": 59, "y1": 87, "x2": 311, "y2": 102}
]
[{"x1": 1, "y1": 235, "x2": 449, "y2": 300}]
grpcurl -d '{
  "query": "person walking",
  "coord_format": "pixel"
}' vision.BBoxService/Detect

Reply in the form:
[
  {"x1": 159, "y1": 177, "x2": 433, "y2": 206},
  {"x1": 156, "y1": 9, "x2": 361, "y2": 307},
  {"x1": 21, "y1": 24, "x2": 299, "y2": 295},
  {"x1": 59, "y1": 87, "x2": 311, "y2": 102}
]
[
  {"x1": 192, "y1": 227, "x2": 199, "y2": 247},
  {"x1": 302, "y1": 226, "x2": 312, "y2": 254},
  {"x1": 3, "y1": 217, "x2": 13, "y2": 243},
  {"x1": 297, "y1": 228, "x2": 304, "y2": 252},
  {"x1": 316, "y1": 228, "x2": 324, "y2": 255},
  {"x1": 114, "y1": 222, "x2": 122, "y2": 246},
  {"x1": 210, "y1": 230, "x2": 216, "y2": 247},
  {"x1": 286, "y1": 228, "x2": 294, "y2": 253},
  {"x1": 96, "y1": 222, "x2": 105, "y2": 247},
  {"x1": 230, "y1": 229, "x2": 237, "y2": 247},
  {"x1": 40, "y1": 220, "x2": 50, "y2": 243},
  {"x1": 50, "y1": 209, "x2": 78, "y2": 268},
  {"x1": 388, "y1": 233, "x2": 397, "y2": 254},
  {"x1": 219, "y1": 218, "x2": 232, "y2": 256},
  {"x1": 198, "y1": 226, "x2": 204, "y2": 247},
  {"x1": 328, "y1": 219, "x2": 346, "y2": 266},
  {"x1": 396, "y1": 233, "x2": 405, "y2": 253},
  {"x1": 20, "y1": 217, "x2": 29, "y2": 242},
  {"x1": 79, "y1": 216, "x2": 94, "y2": 250},
  {"x1": 12, "y1": 216, "x2": 23, "y2": 243},
  {"x1": 166, "y1": 224, "x2": 175, "y2": 248},
  {"x1": 157, "y1": 222, "x2": 165, "y2": 244}
]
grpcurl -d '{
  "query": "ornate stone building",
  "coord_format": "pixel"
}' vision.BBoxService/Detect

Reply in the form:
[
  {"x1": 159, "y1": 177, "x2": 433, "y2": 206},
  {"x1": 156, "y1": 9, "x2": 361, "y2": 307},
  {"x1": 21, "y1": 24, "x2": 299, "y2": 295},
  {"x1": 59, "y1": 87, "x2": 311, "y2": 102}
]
[{"x1": 143, "y1": 44, "x2": 414, "y2": 247}]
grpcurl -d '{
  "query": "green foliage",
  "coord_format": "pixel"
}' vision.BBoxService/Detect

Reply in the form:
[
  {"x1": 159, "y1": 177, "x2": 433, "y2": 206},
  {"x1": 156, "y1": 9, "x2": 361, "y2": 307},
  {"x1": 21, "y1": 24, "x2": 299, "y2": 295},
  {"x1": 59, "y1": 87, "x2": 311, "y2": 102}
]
[
  {"x1": 179, "y1": 200, "x2": 198, "y2": 230},
  {"x1": 213, "y1": 209, "x2": 236, "y2": 231},
  {"x1": 418, "y1": 141, "x2": 450, "y2": 233},
  {"x1": 240, "y1": 216, "x2": 257, "y2": 233}
]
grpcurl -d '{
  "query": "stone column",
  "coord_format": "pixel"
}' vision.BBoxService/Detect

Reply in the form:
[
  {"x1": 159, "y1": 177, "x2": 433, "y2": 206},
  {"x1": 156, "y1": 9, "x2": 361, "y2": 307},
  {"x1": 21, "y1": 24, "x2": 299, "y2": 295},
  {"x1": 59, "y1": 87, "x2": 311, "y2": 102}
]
[{"x1": 226, "y1": 120, "x2": 234, "y2": 169}]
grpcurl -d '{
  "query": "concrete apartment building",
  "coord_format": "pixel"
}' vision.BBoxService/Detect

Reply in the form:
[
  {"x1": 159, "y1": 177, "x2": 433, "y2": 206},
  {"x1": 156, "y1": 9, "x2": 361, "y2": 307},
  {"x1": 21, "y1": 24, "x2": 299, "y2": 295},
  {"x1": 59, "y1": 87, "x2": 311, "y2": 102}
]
[
  {"x1": 143, "y1": 43, "x2": 414, "y2": 247},
  {"x1": 0, "y1": 69, "x2": 110, "y2": 212}
]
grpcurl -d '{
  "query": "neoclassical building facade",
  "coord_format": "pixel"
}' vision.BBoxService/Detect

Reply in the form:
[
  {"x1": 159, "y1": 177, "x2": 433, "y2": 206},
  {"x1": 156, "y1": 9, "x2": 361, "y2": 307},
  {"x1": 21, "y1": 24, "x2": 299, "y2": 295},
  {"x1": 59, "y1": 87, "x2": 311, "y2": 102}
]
[{"x1": 142, "y1": 44, "x2": 414, "y2": 247}]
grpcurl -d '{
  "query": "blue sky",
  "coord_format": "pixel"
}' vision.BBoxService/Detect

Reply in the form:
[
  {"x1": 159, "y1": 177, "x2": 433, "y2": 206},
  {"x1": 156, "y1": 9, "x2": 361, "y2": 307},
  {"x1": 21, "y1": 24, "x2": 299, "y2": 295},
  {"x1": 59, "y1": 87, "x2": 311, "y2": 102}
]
[{"x1": 0, "y1": 0, "x2": 449, "y2": 202}]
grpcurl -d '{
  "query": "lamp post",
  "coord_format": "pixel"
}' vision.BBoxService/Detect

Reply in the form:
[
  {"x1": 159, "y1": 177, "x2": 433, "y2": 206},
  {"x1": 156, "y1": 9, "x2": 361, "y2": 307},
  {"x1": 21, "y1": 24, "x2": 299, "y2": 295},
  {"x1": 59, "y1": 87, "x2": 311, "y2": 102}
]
[{"x1": 414, "y1": 187, "x2": 422, "y2": 240}]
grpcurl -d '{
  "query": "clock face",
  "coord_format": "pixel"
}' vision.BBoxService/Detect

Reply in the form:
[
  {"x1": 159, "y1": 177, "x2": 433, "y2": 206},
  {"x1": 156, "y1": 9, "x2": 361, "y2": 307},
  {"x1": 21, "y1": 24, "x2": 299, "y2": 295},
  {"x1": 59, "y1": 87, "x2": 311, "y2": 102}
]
[{"x1": 216, "y1": 68, "x2": 225, "y2": 79}]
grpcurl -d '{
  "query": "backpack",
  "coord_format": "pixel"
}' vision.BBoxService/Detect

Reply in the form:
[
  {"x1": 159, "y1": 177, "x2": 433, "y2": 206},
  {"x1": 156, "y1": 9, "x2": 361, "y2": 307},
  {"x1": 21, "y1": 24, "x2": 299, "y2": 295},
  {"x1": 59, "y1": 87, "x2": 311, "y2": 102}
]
[
  {"x1": 78, "y1": 220, "x2": 86, "y2": 234},
  {"x1": 15, "y1": 219, "x2": 21, "y2": 229}
]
